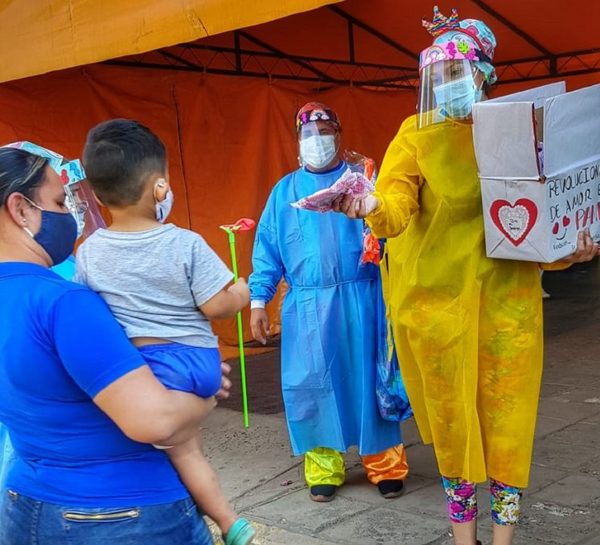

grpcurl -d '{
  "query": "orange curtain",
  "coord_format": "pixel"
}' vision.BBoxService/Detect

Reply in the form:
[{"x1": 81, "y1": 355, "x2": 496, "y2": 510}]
[
  {"x1": 0, "y1": 64, "x2": 415, "y2": 343},
  {"x1": 0, "y1": 64, "x2": 594, "y2": 343}
]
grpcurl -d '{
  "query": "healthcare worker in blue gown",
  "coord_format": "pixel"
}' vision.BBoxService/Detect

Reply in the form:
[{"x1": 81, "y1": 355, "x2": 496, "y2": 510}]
[{"x1": 249, "y1": 102, "x2": 410, "y2": 503}]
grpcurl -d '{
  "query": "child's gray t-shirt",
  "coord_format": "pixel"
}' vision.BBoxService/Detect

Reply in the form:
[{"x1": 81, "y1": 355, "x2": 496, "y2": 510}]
[{"x1": 75, "y1": 224, "x2": 233, "y2": 348}]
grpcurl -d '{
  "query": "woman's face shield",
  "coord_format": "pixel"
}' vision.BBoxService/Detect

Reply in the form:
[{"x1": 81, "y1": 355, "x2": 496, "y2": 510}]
[
  {"x1": 417, "y1": 59, "x2": 483, "y2": 128},
  {"x1": 0, "y1": 141, "x2": 106, "y2": 239},
  {"x1": 64, "y1": 179, "x2": 106, "y2": 239},
  {"x1": 297, "y1": 120, "x2": 340, "y2": 169},
  {"x1": 298, "y1": 120, "x2": 338, "y2": 141}
]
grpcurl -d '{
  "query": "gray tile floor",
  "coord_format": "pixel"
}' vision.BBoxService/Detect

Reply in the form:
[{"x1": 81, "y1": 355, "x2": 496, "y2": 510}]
[{"x1": 206, "y1": 261, "x2": 600, "y2": 544}]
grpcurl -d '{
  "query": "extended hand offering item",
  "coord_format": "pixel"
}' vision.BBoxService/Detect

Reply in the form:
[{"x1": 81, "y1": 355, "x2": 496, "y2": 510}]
[
  {"x1": 291, "y1": 166, "x2": 374, "y2": 212},
  {"x1": 291, "y1": 152, "x2": 382, "y2": 265}
]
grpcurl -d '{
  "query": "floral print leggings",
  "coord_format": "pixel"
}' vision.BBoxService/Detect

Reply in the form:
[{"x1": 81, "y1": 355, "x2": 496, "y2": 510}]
[{"x1": 442, "y1": 477, "x2": 522, "y2": 525}]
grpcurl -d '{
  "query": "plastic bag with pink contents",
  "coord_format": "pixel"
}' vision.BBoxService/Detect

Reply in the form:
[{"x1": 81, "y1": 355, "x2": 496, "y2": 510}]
[
  {"x1": 291, "y1": 151, "x2": 376, "y2": 212},
  {"x1": 291, "y1": 151, "x2": 382, "y2": 265}
]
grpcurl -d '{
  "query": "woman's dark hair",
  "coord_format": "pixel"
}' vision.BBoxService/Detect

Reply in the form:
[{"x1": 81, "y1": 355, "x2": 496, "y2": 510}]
[
  {"x1": 0, "y1": 148, "x2": 49, "y2": 206},
  {"x1": 482, "y1": 80, "x2": 494, "y2": 97}
]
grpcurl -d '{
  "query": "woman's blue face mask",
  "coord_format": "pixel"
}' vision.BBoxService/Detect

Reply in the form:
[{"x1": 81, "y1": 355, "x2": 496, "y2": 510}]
[
  {"x1": 22, "y1": 196, "x2": 78, "y2": 265},
  {"x1": 433, "y1": 73, "x2": 483, "y2": 119}
]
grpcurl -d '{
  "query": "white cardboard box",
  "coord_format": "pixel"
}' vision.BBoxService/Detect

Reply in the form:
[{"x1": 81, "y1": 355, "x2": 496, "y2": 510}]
[{"x1": 472, "y1": 82, "x2": 600, "y2": 262}]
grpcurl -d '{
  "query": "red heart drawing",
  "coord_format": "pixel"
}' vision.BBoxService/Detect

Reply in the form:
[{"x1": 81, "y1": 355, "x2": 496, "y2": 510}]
[
  {"x1": 490, "y1": 198, "x2": 538, "y2": 246},
  {"x1": 562, "y1": 215, "x2": 570, "y2": 227}
]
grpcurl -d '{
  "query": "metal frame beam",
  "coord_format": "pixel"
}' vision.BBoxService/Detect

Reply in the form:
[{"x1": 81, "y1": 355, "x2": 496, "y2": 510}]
[
  {"x1": 328, "y1": 4, "x2": 418, "y2": 61},
  {"x1": 495, "y1": 48, "x2": 600, "y2": 68},
  {"x1": 104, "y1": 5, "x2": 599, "y2": 89},
  {"x1": 182, "y1": 42, "x2": 415, "y2": 72},
  {"x1": 157, "y1": 49, "x2": 202, "y2": 70},
  {"x1": 347, "y1": 20, "x2": 355, "y2": 64},
  {"x1": 471, "y1": 0, "x2": 553, "y2": 57},
  {"x1": 470, "y1": 0, "x2": 558, "y2": 75},
  {"x1": 237, "y1": 31, "x2": 336, "y2": 82},
  {"x1": 104, "y1": 59, "x2": 416, "y2": 89},
  {"x1": 496, "y1": 66, "x2": 600, "y2": 85},
  {"x1": 234, "y1": 31, "x2": 242, "y2": 73},
  {"x1": 106, "y1": 45, "x2": 600, "y2": 88}
]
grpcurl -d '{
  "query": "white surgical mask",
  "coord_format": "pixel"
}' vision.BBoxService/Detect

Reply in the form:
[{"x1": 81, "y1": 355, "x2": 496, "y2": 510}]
[
  {"x1": 299, "y1": 135, "x2": 337, "y2": 169},
  {"x1": 433, "y1": 74, "x2": 482, "y2": 119},
  {"x1": 155, "y1": 188, "x2": 174, "y2": 223}
]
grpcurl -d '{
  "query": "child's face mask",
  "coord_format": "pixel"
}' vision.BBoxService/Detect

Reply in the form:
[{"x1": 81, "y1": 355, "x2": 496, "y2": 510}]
[{"x1": 155, "y1": 182, "x2": 174, "y2": 223}]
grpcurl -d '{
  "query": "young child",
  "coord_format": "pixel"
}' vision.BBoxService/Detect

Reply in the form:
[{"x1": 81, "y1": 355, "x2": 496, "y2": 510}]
[{"x1": 76, "y1": 119, "x2": 254, "y2": 545}]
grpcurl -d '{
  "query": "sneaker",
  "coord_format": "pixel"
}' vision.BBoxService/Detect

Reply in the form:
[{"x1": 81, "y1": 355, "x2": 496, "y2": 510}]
[
  {"x1": 377, "y1": 479, "x2": 404, "y2": 498},
  {"x1": 309, "y1": 484, "x2": 337, "y2": 502},
  {"x1": 224, "y1": 518, "x2": 255, "y2": 545}
]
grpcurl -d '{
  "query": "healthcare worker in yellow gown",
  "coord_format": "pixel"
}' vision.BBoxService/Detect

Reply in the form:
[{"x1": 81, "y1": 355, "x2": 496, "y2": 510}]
[{"x1": 335, "y1": 7, "x2": 598, "y2": 545}]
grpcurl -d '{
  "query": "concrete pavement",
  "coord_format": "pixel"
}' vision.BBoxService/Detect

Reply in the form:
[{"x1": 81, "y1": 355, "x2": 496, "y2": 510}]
[{"x1": 204, "y1": 262, "x2": 600, "y2": 544}]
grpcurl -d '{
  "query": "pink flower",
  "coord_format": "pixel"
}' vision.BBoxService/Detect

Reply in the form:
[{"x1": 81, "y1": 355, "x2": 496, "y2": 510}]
[
  {"x1": 455, "y1": 486, "x2": 473, "y2": 498},
  {"x1": 446, "y1": 42, "x2": 457, "y2": 58},
  {"x1": 449, "y1": 502, "x2": 464, "y2": 514}
]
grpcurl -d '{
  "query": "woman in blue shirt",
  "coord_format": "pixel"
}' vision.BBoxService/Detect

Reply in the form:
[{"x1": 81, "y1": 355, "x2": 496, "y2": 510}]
[{"x1": 0, "y1": 147, "x2": 219, "y2": 544}]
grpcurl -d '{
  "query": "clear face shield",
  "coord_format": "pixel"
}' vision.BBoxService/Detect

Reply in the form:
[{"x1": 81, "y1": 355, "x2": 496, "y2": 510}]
[
  {"x1": 417, "y1": 59, "x2": 484, "y2": 129},
  {"x1": 297, "y1": 121, "x2": 339, "y2": 170},
  {"x1": 1, "y1": 141, "x2": 107, "y2": 239},
  {"x1": 64, "y1": 179, "x2": 106, "y2": 239}
]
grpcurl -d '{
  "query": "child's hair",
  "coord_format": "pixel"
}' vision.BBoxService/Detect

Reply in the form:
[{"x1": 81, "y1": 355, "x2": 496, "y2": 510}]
[{"x1": 83, "y1": 119, "x2": 166, "y2": 207}]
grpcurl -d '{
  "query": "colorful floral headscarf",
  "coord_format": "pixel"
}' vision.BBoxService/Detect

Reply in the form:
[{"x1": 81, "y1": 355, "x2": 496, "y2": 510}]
[
  {"x1": 295, "y1": 102, "x2": 341, "y2": 133},
  {"x1": 419, "y1": 6, "x2": 498, "y2": 84}
]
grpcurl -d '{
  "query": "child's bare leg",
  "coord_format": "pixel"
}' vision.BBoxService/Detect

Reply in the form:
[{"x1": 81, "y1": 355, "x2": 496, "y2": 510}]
[{"x1": 166, "y1": 433, "x2": 238, "y2": 534}]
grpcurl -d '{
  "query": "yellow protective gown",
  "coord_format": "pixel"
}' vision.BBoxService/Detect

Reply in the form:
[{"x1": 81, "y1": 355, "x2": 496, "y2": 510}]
[{"x1": 367, "y1": 114, "x2": 551, "y2": 488}]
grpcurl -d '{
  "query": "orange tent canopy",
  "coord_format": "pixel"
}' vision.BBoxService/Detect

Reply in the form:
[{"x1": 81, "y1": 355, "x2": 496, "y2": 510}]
[
  {"x1": 0, "y1": 0, "x2": 340, "y2": 84},
  {"x1": 0, "y1": 0, "x2": 598, "y2": 345},
  {"x1": 109, "y1": 0, "x2": 600, "y2": 90}
]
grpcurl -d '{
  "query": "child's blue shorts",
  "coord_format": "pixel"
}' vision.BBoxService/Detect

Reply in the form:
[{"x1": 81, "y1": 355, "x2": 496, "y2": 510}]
[{"x1": 139, "y1": 343, "x2": 222, "y2": 398}]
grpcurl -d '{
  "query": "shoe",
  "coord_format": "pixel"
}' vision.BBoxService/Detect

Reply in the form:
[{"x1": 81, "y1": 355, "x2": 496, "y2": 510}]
[
  {"x1": 224, "y1": 518, "x2": 255, "y2": 545},
  {"x1": 542, "y1": 289, "x2": 550, "y2": 299},
  {"x1": 309, "y1": 484, "x2": 337, "y2": 502},
  {"x1": 377, "y1": 479, "x2": 405, "y2": 499}
]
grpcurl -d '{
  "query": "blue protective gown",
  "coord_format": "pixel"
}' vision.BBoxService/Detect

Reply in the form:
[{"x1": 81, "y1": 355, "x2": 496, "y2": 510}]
[{"x1": 249, "y1": 161, "x2": 403, "y2": 456}]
